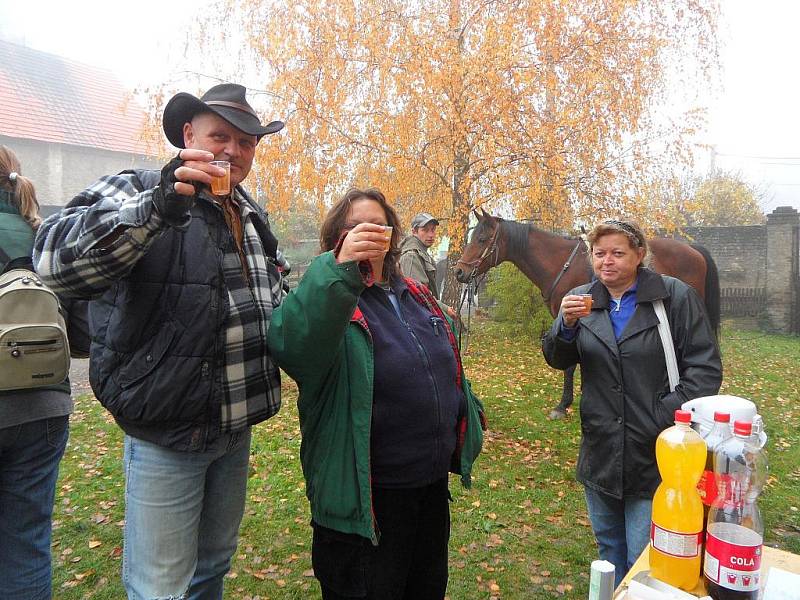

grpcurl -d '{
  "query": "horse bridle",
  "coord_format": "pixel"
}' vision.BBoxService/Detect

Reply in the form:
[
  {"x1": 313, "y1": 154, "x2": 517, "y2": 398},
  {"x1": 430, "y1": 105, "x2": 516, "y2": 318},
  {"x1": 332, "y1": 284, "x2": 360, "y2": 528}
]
[
  {"x1": 454, "y1": 221, "x2": 502, "y2": 354},
  {"x1": 542, "y1": 237, "x2": 588, "y2": 304},
  {"x1": 460, "y1": 221, "x2": 501, "y2": 281}
]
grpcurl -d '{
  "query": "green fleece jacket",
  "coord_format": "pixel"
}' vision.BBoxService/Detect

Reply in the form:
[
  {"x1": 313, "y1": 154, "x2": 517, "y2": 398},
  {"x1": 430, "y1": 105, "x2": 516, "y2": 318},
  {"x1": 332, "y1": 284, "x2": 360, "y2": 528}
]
[{"x1": 267, "y1": 251, "x2": 485, "y2": 543}]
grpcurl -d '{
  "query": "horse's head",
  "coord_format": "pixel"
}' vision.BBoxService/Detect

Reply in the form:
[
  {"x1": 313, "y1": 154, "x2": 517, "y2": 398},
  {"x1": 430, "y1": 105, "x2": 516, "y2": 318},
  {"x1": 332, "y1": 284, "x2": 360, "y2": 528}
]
[{"x1": 455, "y1": 208, "x2": 503, "y2": 283}]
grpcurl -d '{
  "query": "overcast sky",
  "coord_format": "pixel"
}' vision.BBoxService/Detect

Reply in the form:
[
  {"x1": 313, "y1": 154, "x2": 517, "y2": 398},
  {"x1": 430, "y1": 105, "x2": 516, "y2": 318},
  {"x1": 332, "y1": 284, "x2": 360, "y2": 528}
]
[
  {"x1": 2, "y1": 0, "x2": 798, "y2": 212},
  {"x1": 705, "y1": 0, "x2": 800, "y2": 211}
]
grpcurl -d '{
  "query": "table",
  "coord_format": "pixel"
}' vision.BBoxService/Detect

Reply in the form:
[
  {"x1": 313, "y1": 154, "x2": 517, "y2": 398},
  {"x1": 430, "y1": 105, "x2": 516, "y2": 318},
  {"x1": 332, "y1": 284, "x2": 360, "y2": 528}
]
[{"x1": 615, "y1": 545, "x2": 800, "y2": 598}]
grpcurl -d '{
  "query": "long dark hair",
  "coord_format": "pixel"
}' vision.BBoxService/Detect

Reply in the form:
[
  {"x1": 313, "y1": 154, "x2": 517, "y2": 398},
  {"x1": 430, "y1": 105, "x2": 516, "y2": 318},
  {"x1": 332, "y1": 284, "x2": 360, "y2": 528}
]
[{"x1": 320, "y1": 187, "x2": 403, "y2": 282}]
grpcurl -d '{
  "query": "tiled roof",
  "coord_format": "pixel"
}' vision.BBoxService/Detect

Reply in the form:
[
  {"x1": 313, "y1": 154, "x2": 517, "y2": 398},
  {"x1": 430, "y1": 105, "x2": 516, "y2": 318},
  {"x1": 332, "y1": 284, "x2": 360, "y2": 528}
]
[{"x1": 0, "y1": 39, "x2": 151, "y2": 154}]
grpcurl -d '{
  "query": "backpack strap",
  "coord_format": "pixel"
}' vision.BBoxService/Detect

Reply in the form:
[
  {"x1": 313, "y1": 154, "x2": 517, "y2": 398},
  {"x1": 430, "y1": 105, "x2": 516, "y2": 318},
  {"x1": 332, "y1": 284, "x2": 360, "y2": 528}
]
[
  {"x1": 0, "y1": 245, "x2": 35, "y2": 274},
  {"x1": 2, "y1": 255, "x2": 34, "y2": 274},
  {"x1": 0, "y1": 245, "x2": 9, "y2": 272},
  {"x1": 653, "y1": 298, "x2": 679, "y2": 392}
]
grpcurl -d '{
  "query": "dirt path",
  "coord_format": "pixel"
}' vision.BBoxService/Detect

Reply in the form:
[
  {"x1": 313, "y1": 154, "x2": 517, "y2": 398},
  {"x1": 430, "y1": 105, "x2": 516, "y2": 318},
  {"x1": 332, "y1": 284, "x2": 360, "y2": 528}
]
[{"x1": 69, "y1": 358, "x2": 92, "y2": 395}]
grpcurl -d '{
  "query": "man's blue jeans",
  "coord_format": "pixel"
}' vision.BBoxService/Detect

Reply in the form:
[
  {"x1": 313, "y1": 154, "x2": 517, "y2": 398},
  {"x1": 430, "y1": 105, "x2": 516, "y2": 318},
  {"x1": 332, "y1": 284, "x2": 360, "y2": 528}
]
[
  {"x1": 584, "y1": 486, "x2": 652, "y2": 587},
  {"x1": 122, "y1": 429, "x2": 251, "y2": 600},
  {"x1": 0, "y1": 416, "x2": 69, "y2": 600}
]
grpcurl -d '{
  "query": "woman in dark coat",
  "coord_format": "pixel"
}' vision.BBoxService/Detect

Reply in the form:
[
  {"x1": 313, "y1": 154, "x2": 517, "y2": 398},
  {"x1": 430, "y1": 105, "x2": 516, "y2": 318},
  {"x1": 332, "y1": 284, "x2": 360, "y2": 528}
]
[{"x1": 542, "y1": 219, "x2": 721, "y2": 586}]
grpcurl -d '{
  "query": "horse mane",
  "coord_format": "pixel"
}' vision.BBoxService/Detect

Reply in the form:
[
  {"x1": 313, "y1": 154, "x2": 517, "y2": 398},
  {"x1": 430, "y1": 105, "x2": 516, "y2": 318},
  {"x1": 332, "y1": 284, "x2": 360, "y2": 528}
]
[
  {"x1": 497, "y1": 219, "x2": 530, "y2": 258},
  {"x1": 498, "y1": 218, "x2": 574, "y2": 257}
]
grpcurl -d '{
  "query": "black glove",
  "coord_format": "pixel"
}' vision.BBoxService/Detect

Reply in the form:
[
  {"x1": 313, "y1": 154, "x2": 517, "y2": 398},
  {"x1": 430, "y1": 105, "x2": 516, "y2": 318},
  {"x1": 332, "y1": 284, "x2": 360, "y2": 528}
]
[
  {"x1": 152, "y1": 155, "x2": 195, "y2": 227},
  {"x1": 276, "y1": 250, "x2": 291, "y2": 275}
]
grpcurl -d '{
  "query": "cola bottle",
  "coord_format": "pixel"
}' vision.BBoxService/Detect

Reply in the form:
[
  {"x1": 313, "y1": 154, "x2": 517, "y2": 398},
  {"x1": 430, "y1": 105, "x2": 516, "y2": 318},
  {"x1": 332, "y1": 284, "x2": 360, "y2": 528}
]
[
  {"x1": 698, "y1": 411, "x2": 733, "y2": 514},
  {"x1": 698, "y1": 412, "x2": 732, "y2": 571},
  {"x1": 704, "y1": 420, "x2": 768, "y2": 600}
]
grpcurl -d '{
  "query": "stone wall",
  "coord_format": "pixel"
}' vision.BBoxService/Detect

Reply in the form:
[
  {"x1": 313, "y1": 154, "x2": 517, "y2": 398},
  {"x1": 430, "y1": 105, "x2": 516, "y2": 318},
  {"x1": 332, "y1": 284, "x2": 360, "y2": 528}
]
[
  {"x1": 677, "y1": 208, "x2": 799, "y2": 334},
  {"x1": 679, "y1": 225, "x2": 767, "y2": 290},
  {"x1": 1, "y1": 135, "x2": 160, "y2": 206}
]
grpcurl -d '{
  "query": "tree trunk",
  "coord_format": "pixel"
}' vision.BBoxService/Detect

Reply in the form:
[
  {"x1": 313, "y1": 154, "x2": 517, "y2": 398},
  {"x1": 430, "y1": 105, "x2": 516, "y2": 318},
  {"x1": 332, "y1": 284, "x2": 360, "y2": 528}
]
[
  {"x1": 442, "y1": 152, "x2": 469, "y2": 309},
  {"x1": 441, "y1": 0, "x2": 467, "y2": 311},
  {"x1": 442, "y1": 219, "x2": 469, "y2": 310}
]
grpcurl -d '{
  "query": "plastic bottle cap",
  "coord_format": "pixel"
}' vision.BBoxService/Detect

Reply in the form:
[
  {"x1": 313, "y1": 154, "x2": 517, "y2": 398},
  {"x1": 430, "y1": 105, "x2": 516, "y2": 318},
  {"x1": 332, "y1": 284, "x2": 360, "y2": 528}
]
[
  {"x1": 674, "y1": 409, "x2": 692, "y2": 423},
  {"x1": 713, "y1": 411, "x2": 731, "y2": 423},
  {"x1": 733, "y1": 420, "x2": 752, "y2": 436}
]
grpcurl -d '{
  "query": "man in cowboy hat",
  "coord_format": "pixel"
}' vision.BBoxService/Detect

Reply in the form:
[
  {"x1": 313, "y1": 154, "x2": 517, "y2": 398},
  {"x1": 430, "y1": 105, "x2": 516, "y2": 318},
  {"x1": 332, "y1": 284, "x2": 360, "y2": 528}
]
[{"x1": 34, "y1": 83, "x2": 285, "y2": 599}]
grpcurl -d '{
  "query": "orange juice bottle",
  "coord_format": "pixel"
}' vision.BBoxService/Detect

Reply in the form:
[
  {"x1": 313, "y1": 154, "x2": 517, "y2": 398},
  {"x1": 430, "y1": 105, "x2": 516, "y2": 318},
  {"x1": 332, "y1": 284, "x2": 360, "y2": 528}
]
[{"x1": 649, "y1": 409, "x2": 707, "y2": 590}]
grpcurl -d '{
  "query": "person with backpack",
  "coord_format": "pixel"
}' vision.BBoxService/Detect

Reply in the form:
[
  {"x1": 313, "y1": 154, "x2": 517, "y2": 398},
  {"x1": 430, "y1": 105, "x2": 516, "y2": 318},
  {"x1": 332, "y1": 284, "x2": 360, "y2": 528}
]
[
  {"x1": 267, "y1": 188, "x2": 486, "y2": 600},
  {"x1": 33, "y1": 83, "x2": 286, "y2": 600},
  {"x1": 0, "y1": 145, "x2": 73, "y2": 600}
]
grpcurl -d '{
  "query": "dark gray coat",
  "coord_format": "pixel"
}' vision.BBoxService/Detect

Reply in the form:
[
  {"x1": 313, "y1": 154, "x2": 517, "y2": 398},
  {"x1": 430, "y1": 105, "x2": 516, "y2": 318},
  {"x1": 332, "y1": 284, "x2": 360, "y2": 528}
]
[{"x1": 542, "y1": 268, "x2": 722, "y2": 499}]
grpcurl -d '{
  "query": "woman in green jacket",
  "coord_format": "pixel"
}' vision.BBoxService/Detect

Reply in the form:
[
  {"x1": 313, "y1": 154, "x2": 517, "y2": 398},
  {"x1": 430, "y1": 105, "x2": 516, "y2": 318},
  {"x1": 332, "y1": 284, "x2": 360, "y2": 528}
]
[{"x1": 268, "y1": 188, "x2": 484, "y2": 600}]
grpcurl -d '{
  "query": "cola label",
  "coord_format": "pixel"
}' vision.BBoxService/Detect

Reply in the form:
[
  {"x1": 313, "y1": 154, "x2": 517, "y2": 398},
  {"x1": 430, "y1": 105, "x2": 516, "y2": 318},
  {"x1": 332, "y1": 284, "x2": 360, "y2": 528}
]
[
  {"x1": 650, "y1": 522, "x2": 702, "y2": 557},
  {"x1": 704, "y1": 526, "x2": 762, "y2": 592}
]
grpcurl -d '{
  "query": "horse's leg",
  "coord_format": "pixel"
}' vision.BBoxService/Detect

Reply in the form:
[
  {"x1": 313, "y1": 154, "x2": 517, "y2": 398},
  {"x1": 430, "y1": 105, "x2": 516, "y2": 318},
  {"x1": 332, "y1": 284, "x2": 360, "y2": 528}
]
[{"x1": 549, "y1": 364, "x2": 576, "y2": 419}]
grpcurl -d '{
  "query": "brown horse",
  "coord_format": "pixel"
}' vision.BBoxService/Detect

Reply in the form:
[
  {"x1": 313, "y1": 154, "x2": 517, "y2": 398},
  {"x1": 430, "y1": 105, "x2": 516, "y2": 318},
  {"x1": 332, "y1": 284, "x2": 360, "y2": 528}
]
[{"x1": 454, "y1": 209, "x2": 720, "y2": 418}]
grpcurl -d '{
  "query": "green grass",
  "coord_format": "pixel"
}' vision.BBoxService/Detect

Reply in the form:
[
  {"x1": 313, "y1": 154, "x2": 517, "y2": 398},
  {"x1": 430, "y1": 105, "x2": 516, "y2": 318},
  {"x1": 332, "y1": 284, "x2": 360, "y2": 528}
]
[{"x1": 51, "y1": 321, "x2": 800, "y2": 598}]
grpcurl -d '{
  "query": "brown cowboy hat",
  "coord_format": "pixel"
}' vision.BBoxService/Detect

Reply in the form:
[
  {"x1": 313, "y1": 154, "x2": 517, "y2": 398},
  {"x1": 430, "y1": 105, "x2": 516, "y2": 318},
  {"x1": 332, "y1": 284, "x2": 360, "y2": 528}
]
[{"x1": 162, "y1": 83, "x2": 284, "y2": 149}]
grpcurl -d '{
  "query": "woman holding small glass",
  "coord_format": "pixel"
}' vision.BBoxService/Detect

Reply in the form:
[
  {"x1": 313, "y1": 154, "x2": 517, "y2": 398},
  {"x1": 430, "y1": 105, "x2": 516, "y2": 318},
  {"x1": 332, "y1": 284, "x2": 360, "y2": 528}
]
[
  {"x1": 267, "y1": 187, "x2": 485, "y2": 600},
  {"x1": 542, "y1": 219, "x2": 721, "y2": 586}
]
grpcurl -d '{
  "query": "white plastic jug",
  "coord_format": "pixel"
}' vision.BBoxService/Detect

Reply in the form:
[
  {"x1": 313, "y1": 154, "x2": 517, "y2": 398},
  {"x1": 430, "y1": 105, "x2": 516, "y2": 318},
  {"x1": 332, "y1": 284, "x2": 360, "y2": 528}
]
[{"x1": 680, "y1": 394, "x2": 767, "y2": 448}]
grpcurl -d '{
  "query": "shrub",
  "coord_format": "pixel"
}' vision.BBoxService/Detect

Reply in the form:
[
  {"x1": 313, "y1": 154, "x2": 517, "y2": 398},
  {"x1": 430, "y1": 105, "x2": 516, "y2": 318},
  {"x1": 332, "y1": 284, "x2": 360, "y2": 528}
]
[{"x1": 484, "y1": 263, "x2": 553, "y2": 338}]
